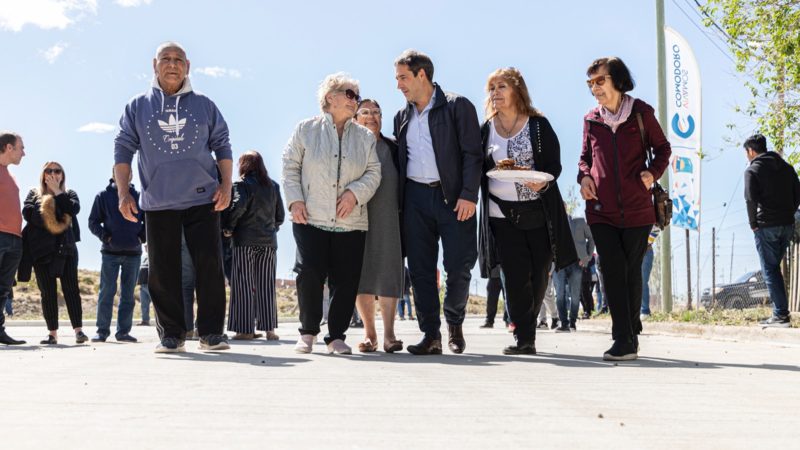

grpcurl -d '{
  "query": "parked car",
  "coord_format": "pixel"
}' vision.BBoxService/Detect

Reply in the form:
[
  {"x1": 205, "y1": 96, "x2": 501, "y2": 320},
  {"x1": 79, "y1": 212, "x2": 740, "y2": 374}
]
[{"x1": 700, "y1": 271, "x2": 771, "y2": 309}]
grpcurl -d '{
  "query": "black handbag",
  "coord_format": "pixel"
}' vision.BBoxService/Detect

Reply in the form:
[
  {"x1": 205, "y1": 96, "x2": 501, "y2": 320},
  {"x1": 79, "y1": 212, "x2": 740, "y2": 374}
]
[{"x1": 636, "y1": 113, "x2": 673, "y2": 230}]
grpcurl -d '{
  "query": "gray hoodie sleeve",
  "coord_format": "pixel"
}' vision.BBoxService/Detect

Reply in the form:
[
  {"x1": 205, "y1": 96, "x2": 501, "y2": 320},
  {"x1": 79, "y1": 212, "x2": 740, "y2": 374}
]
[
  {"x1": 114, "y1": 101, "x2": 139, "y2": 165},
  {"x1": 207, "y1": 100, "x2": 233, "y2": 161}
]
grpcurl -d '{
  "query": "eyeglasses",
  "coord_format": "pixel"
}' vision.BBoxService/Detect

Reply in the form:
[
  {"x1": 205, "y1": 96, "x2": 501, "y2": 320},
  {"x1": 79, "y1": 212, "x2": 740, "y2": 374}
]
[
  {"x1": 44, "y1": 168, "x2": 63, "y2": 175},
  {"x1": 356, "y1": 108, "x2": 382, "y2": 118},
  {"x1": 342, "y1": 88, "x2": 361, "y2": 102},
  {"x1": 586, "y1": 75, "x2": 611, "y2": 88}
]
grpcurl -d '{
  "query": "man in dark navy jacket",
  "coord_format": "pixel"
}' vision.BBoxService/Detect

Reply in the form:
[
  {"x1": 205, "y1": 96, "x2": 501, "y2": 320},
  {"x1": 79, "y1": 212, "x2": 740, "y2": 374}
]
[
  {"x1": 393, "y1": 49, "x2": 482, "y2": 355},
  {"x1": 88, "y1": 170, "x2": 146, "y2": 342}
]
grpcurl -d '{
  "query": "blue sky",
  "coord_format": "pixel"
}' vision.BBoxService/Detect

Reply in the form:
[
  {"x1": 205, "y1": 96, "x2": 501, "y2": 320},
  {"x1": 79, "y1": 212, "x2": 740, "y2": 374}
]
[{"x1": 0, "y1": 0, "x2": 762, "y2": 300}]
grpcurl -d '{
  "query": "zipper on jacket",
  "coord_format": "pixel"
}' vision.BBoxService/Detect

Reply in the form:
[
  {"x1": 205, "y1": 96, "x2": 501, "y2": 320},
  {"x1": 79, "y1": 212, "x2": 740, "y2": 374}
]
[
  {"x1": 611, "y1": 134, "x2": 625, "y2": 227},
  {"x1": 587, "y1": 118, "x2": 626, "y2": 227}
]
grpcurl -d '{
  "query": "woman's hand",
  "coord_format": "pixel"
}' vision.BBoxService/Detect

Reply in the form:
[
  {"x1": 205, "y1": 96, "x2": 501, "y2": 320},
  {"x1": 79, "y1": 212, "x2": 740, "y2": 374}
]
[
  {"x1": 45, "y1": 174, "x2": 63, "y2": 195},
  {"x1": 524, "y1": 181, "x2": 548, "y2": 192},
  {"x1": 336, "y1": 190, "x2": 357, "y2": 219},
  {"x1": 290, "y1": 201, "x2": 308, "y2": 224},
  {"x1": 640, "y1": 170, "x2": 654, "y2": 190},
  {"x1": 580, "y1": 176, "x2": 598, "y2": 200}
]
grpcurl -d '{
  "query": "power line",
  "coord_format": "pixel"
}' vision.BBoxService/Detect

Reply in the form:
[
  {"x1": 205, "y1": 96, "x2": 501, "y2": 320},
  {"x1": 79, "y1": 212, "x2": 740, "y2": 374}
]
[
  {"x1": 691, "y1": 0, "x2": 745, "y2": 49},
  {"x1": 671, "y1": 0, "x2": 737, "y2": 64}
]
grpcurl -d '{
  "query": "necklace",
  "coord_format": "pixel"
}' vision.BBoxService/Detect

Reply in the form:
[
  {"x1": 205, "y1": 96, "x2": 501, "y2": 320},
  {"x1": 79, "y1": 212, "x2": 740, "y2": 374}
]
[{"x1": 496, "y1": 113, "x2": 520, "y2": 138}]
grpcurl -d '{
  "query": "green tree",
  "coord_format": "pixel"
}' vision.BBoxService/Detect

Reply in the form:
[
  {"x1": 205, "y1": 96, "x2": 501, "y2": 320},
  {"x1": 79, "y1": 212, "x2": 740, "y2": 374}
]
[{"x1": 698, "y1": 0, "x2": 800, "y2": 164}]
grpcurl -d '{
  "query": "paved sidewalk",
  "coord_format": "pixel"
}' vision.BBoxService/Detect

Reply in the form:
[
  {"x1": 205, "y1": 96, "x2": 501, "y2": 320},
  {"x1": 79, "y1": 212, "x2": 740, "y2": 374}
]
[{"x1": 2, "y1": 317, "x2": 798, "y2": 450}]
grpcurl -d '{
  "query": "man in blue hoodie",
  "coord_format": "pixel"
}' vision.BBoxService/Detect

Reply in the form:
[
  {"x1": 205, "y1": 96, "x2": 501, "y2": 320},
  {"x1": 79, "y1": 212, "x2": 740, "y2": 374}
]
[
  {"x1": 88, "y1": 169, "x2": 146, "y2": 343},
  {"x1": 114, "y1": 42, "x2": 233, "y2": 353}
]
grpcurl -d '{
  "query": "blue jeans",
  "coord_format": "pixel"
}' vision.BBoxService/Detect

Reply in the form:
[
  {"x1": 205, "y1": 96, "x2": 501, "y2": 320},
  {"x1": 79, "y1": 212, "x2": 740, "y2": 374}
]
[
  {"x1": 0, "y1": 233, "x2": 23, "y2": 332},
  {"x1": 754, "y1": 225, "x2": 793, "y2": 317},
  {"x1": 641, "y1": 246, "x2": 654, "y2": 315},
  {"x1": 397, "y1": 294, "x2": 413, "y2": 318},
  {"x1": 140, "y1": 284, "x2": 151, "y2": 323},
  {"x1": 96, "y1": 253, "x2": 141, "y2": 337},
  {"x1": 3, "y1": 295, "x2": 12, "y2": 316},
  {"x1": 181, "y1": 233, "x2": 196, "y2": 330},
  {"x1": 554, "y1": 262, "x2": 583, "y2": 325}
]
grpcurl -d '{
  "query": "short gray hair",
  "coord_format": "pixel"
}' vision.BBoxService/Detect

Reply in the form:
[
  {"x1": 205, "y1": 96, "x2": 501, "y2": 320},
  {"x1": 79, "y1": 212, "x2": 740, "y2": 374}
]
[
  {"x1": 317, "y1": 72, "x2": 359, "y2": 112},
  {"x1": 155, "y1": 41, "x2": 187, "y2": 59}
]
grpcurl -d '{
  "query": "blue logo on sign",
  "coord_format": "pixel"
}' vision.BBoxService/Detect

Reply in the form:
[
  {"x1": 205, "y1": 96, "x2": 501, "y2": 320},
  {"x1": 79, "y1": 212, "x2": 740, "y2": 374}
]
[{"x1": 671, "y1": 113, "x2": 695, "y2": 139}]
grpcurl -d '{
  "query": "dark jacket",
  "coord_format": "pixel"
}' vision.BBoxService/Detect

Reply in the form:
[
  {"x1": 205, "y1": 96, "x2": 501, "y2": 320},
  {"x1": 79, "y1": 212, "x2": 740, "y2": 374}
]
[
  {"x1": 222, "y1": 174, "x2": 284, "y2": 248},
  {"x1": 578, "y1": 99, "x2": 671, "y2": 228},
  {"x1": 745, "y1": 151, "x2": 800, "y2": 229},
  {"x1": 393, "y1": 83, "x2": 483, "y2": 206},
  {"x1": 18, "y1": 189, "x2": 81, "y2": 280},
  {"x1": 478, "y1": 116, "x2": 578, "y2": 277},
  {"x1": 88, "y1": 179, "x2": 145, "y2": 255}
]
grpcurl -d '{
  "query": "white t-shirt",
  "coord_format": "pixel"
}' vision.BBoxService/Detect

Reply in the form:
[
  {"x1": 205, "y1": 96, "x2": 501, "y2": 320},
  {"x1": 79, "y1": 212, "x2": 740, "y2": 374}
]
[{"x1": 487, "y1": 118, "x2": 539, "y2": 218}]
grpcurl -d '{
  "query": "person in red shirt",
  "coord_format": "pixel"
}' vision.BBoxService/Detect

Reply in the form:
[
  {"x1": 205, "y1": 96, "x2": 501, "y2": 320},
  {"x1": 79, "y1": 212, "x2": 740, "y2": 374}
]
[{"x1": 0, "y1": 131, "x2": 26, "y2": 345}]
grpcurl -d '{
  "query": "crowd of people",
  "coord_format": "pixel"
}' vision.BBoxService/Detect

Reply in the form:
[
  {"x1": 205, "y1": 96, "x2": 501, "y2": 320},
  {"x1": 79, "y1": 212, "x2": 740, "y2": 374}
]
[{"x1": 1, "y1": 42, "x2": 796, "y2": 362}]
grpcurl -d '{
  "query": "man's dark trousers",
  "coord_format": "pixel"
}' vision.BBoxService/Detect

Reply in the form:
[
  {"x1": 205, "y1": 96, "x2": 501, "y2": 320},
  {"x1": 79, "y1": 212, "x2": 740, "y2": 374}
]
[
  {"x1": 0, "y1": 232, "x2": 22, "y2": 332},
  {"x1": 403, "y1": 181, "x2": 477, "y2": 338},
  {"x1": 146, "y1": 203, "x2": 226, "y2": 340}
]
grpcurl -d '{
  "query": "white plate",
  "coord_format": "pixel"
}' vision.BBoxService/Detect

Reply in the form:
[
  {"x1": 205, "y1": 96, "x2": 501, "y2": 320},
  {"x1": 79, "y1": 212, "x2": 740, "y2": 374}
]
[{"x1": 487, "y1": 169, "x2": 554, "y2": 183}]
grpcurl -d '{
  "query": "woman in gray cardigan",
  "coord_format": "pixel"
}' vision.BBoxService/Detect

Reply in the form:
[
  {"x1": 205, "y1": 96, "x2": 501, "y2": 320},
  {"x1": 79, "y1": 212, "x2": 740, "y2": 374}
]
[{"x1": 282, "y1": 73, "x2": 381, "y2": 355}]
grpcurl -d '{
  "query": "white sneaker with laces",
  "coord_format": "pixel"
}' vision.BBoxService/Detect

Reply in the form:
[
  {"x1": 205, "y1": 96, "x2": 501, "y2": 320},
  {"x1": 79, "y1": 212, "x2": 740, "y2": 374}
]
[
  {"x1": 294, "y1": 334, "x2": 317, "y2": 353},
  {"x1": 326, "y1": 339, "x2": 352, "y2": 355}
]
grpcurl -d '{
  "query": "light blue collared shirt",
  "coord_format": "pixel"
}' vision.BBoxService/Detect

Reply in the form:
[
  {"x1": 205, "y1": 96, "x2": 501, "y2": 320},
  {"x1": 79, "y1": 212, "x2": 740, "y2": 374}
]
[{"x1": 406, "y1": 90, "x2": 440, "y2": 183}]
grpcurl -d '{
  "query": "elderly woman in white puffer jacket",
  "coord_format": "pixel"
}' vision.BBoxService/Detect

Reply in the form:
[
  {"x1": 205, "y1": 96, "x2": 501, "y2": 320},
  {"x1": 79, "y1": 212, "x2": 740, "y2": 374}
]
[{"x1": 283, "y1": 72, "x2": 381, "y2": 355}]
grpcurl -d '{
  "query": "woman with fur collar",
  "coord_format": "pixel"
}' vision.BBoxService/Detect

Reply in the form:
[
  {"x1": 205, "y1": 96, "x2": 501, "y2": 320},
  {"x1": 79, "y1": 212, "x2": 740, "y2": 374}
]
[{"x1": 22, "y1": 161, "x2": 87, "y2": 345}]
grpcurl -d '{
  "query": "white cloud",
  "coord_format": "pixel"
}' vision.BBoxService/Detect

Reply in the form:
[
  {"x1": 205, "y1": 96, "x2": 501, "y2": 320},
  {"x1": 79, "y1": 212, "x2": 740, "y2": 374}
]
[
  {"x1": 115, "y1": 0, "x2": 153, "y2": 7},
  {"x1": 77, "y1": 122, "x2": 116, "y2": 133},
  {"x1": 41, "y1": 42, "x2": 68, "y2": 64},
  {"x1": 193, "y1": 67, "x2": 242, "y2": 79},
  {"x1": 0, "y1": 0, "x2": 97, "y2": 32}
]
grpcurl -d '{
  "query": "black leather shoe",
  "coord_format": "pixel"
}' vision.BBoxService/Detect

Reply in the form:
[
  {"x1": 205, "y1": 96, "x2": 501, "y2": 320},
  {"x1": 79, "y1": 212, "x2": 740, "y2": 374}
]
[
  {"x1": 40, "y1": 335, "x2": 57, "y2": 345},
  {"x1": 479, "y1": 321, "x2": 494, "y2": 329},
  {"x1": 0, "y1": 330, "x2": 26, "y2": 345},
  {"x1": 75, "y1": 331, "x2": 89, "y2": 344},
  {"x1": 407, "y1": 334, "x2": 442, "y2": 355},
  {"x1": 447, "y1": 324, "x2": 466, "y2": 354},
  {"x1": 503, "y1": 341, "x2": 536, "y2": 355}
]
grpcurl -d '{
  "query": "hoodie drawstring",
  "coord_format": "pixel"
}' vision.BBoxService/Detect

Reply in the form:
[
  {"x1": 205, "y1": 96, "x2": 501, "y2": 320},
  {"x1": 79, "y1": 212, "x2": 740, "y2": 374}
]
[{"x1": 174, "y1": 95, "x2": 181, "y2": 136}]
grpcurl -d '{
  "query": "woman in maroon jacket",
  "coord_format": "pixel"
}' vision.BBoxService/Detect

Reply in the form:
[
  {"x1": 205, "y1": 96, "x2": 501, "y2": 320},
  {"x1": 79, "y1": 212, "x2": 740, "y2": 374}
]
[{"x1": 578, "y1": 57, "x2": 671, "y2": 361}]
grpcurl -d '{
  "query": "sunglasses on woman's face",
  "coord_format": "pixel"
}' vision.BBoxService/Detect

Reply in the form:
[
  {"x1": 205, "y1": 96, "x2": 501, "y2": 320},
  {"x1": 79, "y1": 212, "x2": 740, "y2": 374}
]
[
  {"x1": 44, "y1": 168, "x2": 63, "y2": 175},
  {"x1": 343, "y1": 88, "x2": 361, "y2": 102},
  {"x1": 586, "y1": 74, "x2": 610, "y2": 88}
]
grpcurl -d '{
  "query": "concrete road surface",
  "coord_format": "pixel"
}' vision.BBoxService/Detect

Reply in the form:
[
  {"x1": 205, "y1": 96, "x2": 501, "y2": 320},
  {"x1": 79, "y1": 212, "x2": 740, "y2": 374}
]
[{"x1": 1, "y1": 318, "x2": 798, "y2": 450}]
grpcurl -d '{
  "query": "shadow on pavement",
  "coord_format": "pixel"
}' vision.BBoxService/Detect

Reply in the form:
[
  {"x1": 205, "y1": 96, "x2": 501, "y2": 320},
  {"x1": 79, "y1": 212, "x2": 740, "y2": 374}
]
[{"x1": 161, "y1": 350, "x2": 311, "y2": 368}]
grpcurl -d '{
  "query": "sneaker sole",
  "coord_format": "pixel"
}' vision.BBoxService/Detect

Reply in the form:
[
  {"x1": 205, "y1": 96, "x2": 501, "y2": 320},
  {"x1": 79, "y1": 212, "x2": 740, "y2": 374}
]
[
  {"x1": 154, "y1": 346, "x2": 186, "y2": 354},
  {"x1": 603, "y1": 352, "x2": 638, "y2": 361},
  {"x1": 294, "y1": 346, "x2": 313, "y2": 354},
  {"x1": 762, "y1": 323, "x2": 791, "y2": 328},
  {"x1": 199, "y1": 343, "x2": 230, "y2": 351}
]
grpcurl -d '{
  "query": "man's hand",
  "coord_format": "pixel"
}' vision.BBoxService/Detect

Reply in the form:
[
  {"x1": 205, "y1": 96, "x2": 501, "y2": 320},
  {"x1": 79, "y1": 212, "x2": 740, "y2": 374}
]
[
  {"x1": 454, "y1": 198, "x2": 477, "y2": 221},
  {"x1": 580, "y1": 176, "x2": 598, "y2": 201},
  {"x1": 213, "y1": 182, "x2": 232, "y2": 211},
  {"x1": 118, "y1": 193, "x2": 139, "y2": 223},
  {"x1": 640, "y1": 170, "x2": 654, "y2": 190},
  {"x1": 290, "y1": 201, "x2": 308, "y2": 224},
  {"x1": 336, "y1": 190, "x2": 358, "y2": 219}
]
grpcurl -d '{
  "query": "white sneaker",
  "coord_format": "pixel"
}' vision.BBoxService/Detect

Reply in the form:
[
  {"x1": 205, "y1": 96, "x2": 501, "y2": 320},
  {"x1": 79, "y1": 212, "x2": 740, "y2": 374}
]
[
  {"x1": 326, "y1": 339, "x2": 352, "y2": 355},
  {"x1": 294, "y1": 334, "x2": 316, "y2": 353},
  {"x1": 640, "y1": 313, "x2": 651, "y2": 321}
]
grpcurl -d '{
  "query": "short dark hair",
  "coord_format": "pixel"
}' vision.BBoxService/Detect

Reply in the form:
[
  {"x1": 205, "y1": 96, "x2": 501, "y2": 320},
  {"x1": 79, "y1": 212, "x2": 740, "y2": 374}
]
[
  {"x1": 586, "y1": 57, "x2": 635, "y2": 93},
  {"x1": 394, "y1": 49, "x2": 434, "y2": 82},
  {"x1": 357, "y1": 98, "x2": 381, "y2": 110},
  {"x1": 0, "y1": 131, "x2": 19, "y2": 153},
  {"x1": 744, "y1": 134, "x2": 768, "y2": 154}
]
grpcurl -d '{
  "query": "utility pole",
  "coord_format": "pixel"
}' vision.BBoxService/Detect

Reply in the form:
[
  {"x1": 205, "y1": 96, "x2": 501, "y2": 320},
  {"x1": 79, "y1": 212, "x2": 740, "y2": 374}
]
[
  {"x1": 729, "y1": 233, "x2": 735, "y2": 283},
  {"x1": 686, "y1": 229, "x2": 693, "y2": 310},
  {"x1": 712, "y1": 227, "x2": 717, "y2": 308},
  {"x1": 656, "y1": 0, "x2": 673, "y2": 312}
]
